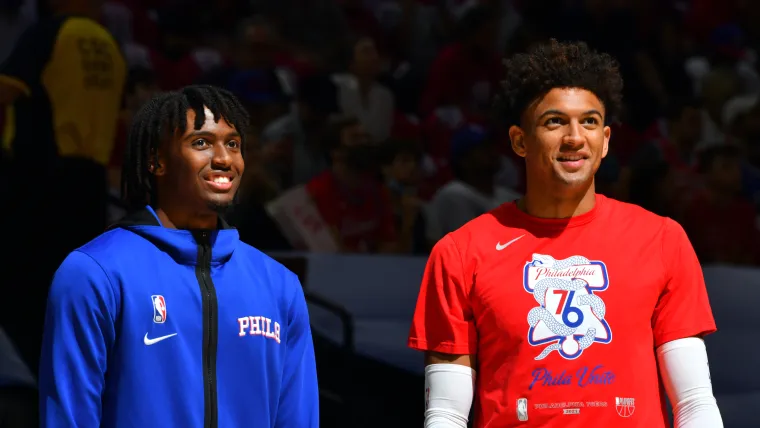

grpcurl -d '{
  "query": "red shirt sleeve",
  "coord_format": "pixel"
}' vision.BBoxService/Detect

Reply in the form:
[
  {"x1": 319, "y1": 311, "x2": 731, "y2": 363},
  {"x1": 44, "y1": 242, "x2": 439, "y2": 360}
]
[
  {"x1": 408, "y1": 234, "x2": 477, "y2": 355},
  {"x1": 652, "y1": 218, "x2": 717, "y2": 347}
]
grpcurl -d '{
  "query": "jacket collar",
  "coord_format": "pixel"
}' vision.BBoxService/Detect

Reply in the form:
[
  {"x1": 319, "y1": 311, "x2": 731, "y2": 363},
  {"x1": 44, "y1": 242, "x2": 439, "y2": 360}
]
[{"x1": 110, "y1": 206, "x2": 238, "y2": 266}]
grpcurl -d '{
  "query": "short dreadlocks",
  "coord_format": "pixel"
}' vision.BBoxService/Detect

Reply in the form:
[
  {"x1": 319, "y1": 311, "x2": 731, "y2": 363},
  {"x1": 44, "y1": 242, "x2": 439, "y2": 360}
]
[
  {"x1": 121, "y1": 85, "x2": 250, "y2": 211},
  {"x1": 497, "y1": 39, "x2": 624, "y2": 128}
]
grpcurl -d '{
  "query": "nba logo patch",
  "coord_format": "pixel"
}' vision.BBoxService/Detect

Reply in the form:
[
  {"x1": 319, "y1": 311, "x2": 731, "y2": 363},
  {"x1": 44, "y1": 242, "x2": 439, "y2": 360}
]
[
  {"x1": 151, "y1": 295, "x2": 167, "y2": 323},
  {"x1": 516, "y1": 398, "x2": 528, "y2": 421}
]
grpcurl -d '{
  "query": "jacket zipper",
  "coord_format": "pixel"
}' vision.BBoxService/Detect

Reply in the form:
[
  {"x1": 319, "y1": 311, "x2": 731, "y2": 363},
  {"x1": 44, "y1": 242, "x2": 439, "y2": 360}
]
[{"x1": 195, "y1": 231, "x2": 218, "y2": 428}]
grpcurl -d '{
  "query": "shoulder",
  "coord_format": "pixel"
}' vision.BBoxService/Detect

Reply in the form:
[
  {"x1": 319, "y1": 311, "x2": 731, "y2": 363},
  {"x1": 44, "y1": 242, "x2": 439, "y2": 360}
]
[
  {"x1": 443, "y1": 203, "x2": 516, "y2": 255},
  {"x1": 600, "y1": 195, "x2": 674, "y2": 241},
  {"x1": 50, "y1": 234, "x2": 124, "y2": 302},
  {"x1": 233, "y1": 242, "x2": 302, "y2": 294},
  {"x1": 602, "y1": 195, "x2": 669, "y2": 225},
  {"x1": 77, "y1": 227, "x2": 150, "y2": 261}
]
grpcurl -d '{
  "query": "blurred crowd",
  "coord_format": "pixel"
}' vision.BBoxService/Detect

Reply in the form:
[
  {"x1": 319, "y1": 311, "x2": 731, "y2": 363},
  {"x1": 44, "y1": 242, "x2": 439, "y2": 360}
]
[{"x1": 5, "y1": 0, "x2": 760, "y2": 264}]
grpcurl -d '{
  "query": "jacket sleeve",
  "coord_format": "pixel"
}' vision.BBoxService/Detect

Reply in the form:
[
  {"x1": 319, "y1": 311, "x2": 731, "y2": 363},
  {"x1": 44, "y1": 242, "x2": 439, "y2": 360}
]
[
  {"x1": 39, "y1": 251, "x2": 118, "y2": 428},
  {"x1": 276, "y1": 273, "x2": 319, "y2": 428}
]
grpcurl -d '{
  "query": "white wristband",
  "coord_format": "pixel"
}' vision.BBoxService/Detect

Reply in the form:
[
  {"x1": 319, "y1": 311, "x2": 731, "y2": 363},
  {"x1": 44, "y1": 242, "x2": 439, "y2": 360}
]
[{"x1": 424, "y1": 364, "x2": 475, "y2": 428}]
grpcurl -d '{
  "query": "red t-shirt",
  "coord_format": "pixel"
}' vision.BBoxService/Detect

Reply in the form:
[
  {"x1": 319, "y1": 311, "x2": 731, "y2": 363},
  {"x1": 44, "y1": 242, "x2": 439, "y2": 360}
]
[
  {"x1": 408, "y1": 194, "x2": 716, "y2": 428},
  {"x1": 306, "y1": 171, "x2": 397, "y2": 253}
]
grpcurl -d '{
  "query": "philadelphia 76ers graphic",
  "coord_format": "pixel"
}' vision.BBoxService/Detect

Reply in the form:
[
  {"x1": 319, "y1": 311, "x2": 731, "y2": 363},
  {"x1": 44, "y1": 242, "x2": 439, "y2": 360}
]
[{"x1": 524, "y1": 253, "x2": 612, "y2": 360}]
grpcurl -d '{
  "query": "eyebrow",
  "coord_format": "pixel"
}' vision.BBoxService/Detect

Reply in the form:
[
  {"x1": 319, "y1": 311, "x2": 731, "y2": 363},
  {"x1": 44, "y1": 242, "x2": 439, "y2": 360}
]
[
  {"x1": 537, "y1": 109, "x2": 604, "y2": 120},
  {"x1": 186, "y1": 129, "x2": 241, "y2": 139}
]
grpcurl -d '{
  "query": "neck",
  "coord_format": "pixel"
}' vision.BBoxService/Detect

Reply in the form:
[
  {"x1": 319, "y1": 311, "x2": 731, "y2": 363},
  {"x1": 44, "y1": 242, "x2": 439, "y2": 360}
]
[
  {"x1": 155, "y1": 205, "x2": 218, "y2": 230},
  {"x1": 521, "y1": 180, "x2": 597, "y2": 219}
]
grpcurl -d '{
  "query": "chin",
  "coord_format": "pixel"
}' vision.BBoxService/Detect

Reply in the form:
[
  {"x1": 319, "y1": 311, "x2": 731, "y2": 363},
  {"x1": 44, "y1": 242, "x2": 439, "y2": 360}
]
[
  {"x1": 555, "y1": 172, "x2": 593, "y2": 187},
  {"x1": 205, "y1": 196, "x2": 236, "y2": 214}
]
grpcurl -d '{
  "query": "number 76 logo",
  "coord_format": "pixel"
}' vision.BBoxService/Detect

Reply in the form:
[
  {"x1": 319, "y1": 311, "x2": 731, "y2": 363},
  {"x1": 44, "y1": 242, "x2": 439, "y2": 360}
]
[{"x1": 523, "y1": 255, "x2": 612, "y2": 360}]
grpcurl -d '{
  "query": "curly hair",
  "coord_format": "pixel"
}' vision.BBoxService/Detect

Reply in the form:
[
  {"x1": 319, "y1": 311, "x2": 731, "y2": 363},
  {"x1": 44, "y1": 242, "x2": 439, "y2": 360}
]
[{"x1": 497, "y1": 39, "x2": 624, "y2": 128}]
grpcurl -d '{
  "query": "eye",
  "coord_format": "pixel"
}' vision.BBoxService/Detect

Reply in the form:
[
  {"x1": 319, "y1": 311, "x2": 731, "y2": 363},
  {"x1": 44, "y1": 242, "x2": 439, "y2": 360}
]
[
  {"x1": 192, "y1": 138, "x2": 209, "y2": 147},
  {"x1": 544, "y1": 117, "x2": 563, "y2": 126},
  {"x1": 582, "y1": 117, "x2": 599, "y2": 125},
  {"x1": 226, "y1": 140, "x2": 241, "y2": 149}
]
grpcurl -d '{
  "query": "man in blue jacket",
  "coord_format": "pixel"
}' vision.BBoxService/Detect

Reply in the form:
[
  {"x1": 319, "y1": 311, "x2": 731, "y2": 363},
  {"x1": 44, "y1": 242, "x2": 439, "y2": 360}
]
[{"x1": 39, "y1": 85, "x2": 319, "y2": 428}]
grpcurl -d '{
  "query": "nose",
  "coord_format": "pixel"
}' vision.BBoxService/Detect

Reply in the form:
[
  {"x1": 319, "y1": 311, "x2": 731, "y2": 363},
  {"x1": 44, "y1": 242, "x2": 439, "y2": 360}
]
[
  {"x1": 211, "y1": 143, "x2": 232, "y2": 169},
  {"x1": 562, "y1": 120, "x2": 585, "y2": 149}
]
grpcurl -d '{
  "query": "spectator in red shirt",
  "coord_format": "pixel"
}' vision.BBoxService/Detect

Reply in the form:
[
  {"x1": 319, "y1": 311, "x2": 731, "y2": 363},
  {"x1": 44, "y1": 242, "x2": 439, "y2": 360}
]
[
  {"x1": 683, "y1": 144, "x2": 760, "y2": 265},
  {"x1": 306, "y1": 117, "x2": 398, "y2": 253},
  {"x1": 419, "y1": 4, "x2": 501, "y2": 118}
]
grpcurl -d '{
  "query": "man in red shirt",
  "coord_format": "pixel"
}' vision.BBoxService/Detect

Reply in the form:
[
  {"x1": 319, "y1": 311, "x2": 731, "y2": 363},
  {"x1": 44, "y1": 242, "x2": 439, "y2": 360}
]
[
  {"x1": 306, "y1": 117, "x2": 398, "y2": 253},
  {"x1": 408, "y1": 40, "x2": 723, "y2": 428}
]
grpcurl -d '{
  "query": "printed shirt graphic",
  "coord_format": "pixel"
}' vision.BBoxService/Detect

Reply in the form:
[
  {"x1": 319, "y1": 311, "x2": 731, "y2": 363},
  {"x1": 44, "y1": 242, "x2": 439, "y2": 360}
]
[
  {"x1": 408, "y1": 195, "x2": 717, "y2": 428},
  {"x1": 524, "y1": 254, "x2": 611, "y2": 361}
]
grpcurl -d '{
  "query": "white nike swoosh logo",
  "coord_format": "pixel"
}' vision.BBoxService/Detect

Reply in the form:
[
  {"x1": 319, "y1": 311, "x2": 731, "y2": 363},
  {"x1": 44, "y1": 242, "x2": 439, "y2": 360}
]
[
  {"x1": 143, "y1": 333, "x2": 178, "y2": 346},
  {"x1": 496, "y1": 234, "x2": 525, "y2": 251}
]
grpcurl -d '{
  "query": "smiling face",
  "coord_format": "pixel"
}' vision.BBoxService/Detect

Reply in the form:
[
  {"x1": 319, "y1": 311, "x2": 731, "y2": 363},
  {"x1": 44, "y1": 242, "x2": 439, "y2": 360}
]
[
  {"x1": 509, "y1": 87, "x2": 611, "y2": 192},
  {"x1": 153, "y1": 106, "x2": 245, "y2": 216}
]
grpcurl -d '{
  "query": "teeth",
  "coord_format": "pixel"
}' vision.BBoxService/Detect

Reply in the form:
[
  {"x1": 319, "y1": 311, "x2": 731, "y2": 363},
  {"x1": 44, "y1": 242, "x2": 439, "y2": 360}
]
[{"x1": 212, "y1": 177, "x2": 230, "y2": 184}]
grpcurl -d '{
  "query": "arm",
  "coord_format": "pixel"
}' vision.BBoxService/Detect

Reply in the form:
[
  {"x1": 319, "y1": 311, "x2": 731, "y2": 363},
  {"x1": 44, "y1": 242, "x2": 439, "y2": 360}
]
[
  {"x1": 657, "y1": 337, "x2": 723, "y2": 428},
  {"x1": 408, "y1": 235, "x2": 478, "y2": 427},
  {"x1": 424, "y1": 352, "x2": 475, "y2": 428},
  {"x1": 275, "y1": 273, "x2": 319, "y2": 428},
  {"x1": 652, "y1": 220, "x2": 720, "y2": 425},
  {"x1": 652, "y1": 219, "x2": 717, "y2": 347},
  {"x1": 39, "y1": 251, "x2": 118, "y2": 428}
]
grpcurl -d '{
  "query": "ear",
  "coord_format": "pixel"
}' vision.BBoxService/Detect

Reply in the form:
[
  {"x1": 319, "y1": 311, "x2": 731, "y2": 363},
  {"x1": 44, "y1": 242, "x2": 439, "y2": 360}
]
[
  {"x1": 148, "y1": 151, "x2": 166, "y2": 177},
  {"x1": 509, "y1": 125, "x2": 527, "y2": 158},
  {"x1": 602, "y1": 125, "x2": 611, "y2": 159}
]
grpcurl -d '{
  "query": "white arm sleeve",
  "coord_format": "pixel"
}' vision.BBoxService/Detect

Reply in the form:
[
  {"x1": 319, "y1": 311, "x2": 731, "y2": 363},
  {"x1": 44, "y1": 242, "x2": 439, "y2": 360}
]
[
  {"x1": 657, "y1": 337, "x2": 724, "y2": 428},
  {"x1": 424, "y1": 364, "x2": 475, "y2": 428}
]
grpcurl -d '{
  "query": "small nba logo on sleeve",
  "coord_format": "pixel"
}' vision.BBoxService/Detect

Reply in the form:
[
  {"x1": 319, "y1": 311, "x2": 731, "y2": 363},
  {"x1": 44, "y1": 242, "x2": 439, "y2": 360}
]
[{"x1": 151, "y1": 295, "x2": 167, "y2": 324}]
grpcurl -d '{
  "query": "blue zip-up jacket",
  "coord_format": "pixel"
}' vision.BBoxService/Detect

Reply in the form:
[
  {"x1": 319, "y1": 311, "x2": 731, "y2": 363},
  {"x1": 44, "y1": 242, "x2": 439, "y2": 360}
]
[{"x1": 39, "y1": 207, "x2": 319, "y2": 427}]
